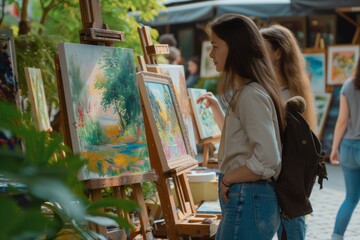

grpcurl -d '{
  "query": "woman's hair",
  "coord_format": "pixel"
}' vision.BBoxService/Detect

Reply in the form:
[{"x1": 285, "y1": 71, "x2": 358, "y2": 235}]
[
  {"x1": 261, "y1": 24, "x2": 317, "y2": 133},
  {"x1": 354, "y1": 57, "x2": 360, "y2": 90},
  {"x1": 207, "y1": 14, "x2": 285, "y2": 132}
]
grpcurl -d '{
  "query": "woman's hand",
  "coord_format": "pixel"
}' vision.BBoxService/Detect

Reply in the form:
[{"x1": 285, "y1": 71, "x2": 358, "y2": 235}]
[
  {"x1": 330, "y1": 150, "x2": 340, "y2": 165},
  {"x1": 197, "y1": 92, "x2": 219, "y2": 109},
  {"x1": 220, "y1": 177, "x2": 231, "y2": 204}
]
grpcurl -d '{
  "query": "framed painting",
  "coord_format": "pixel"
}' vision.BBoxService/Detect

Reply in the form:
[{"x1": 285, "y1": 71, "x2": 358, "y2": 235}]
[
  {"x1": 314, "y1": 92, "x2": 332, "y2": 139},
  {"x1": 200, "y1": 41, "x2": 220, "y2": 79},
  {"x1": 327, "y1": 45, "x2": 360, "y2": 85},
  {"x1": 320, "y1": 87, "x2": 341, "y2": 154},
  {"x1": 303, "y1": 53, "x2": 326, "y2": 93},
  {"x1": 0, "y1": 29, "x2": 19, "y2": 105},
  {"x1": 24, "y1": 67, "x2": 51, "y2": 132},
  {"x1": 137, "y1": 71, "x2": 198, "y2": 172},
  {"x1": 188, "y1": 88, "x2": 221, "y2": 140},
  {"x1": 147, "y1": 64, "x2": 197, "y2": 155},
  {"x1": 58, "y1": 43, "x2": 151, "y2": 180}
]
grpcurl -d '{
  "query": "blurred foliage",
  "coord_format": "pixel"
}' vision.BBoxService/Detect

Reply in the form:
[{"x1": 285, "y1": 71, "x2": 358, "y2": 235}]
[
  {"x1": 1, "y1": 0, "x2": 164, "y2": 111},
  {"x1": 0, "y1": 101, "x2": 140, "y2": 239}
]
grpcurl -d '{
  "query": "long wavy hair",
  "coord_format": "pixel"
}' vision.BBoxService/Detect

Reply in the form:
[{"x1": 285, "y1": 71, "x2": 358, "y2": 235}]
[
  {"x1": 207, "y1": 14, "x2": 285, "y2": 133},
  {"x1": 354, "y1": 57, "x2": 360, "y2": 90},
  {"x1": 261, "y1": 24, "x2": 317, "y2": 133}
]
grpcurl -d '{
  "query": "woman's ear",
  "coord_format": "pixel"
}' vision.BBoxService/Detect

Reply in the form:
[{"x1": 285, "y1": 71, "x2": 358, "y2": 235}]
[{"x1": 274, "y1": 49, "x2": 281, "y2": 62}]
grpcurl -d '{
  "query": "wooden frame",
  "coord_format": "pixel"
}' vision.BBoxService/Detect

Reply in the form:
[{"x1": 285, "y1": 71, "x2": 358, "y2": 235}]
[
  {"x1": 303, "y1": 52, "x2": 327, "y2": 93},
  {"x1": 58, "y1": 42, "x2": 152, "y2": 180},
  {"x1": 270, "y1": 16, "x2": 307, "y2": 49},
  {"x1": 0, "y1": 29, "x2": 19, "y2": 105},
  {"x1": 188, "y1": 88, "x2": 221, "y2": 141},
  {"x1": 137, "y1": 71, "x2": 197, "y2": 173},
  {"x1": 24, "y1": 67, "x2": 51, "y2": 132},
  {"x1": 314, "y1": 92, "x2": 332, "y2": 139},
  {"x1": 327, "y1": 44, "x2": 360, "y2": 85},
  {"x1": 308, "y1": 15, "x2": 336, "y2": 48}
]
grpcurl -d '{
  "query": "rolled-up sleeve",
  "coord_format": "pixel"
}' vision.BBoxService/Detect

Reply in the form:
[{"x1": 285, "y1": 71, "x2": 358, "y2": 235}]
[{"x1": 239, "y1": 87, "x2": 281, "y2": 178}]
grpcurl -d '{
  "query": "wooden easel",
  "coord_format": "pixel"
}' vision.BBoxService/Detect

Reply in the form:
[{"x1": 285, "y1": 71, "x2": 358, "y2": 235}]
[
  {"x1": 137, "y1": 26, "x2": 220, "y2": 239},
  {"x1": 336, "y1": 7, "x2": 360, "y2": 44},
  {"x1": 55, "y1": 1, "x2": 156, "y2": 239}
]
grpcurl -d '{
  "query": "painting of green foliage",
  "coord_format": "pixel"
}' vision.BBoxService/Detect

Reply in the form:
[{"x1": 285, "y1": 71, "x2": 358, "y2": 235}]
[{"x1": 58, "y1": 43, "x2": 151, "y2": 180}]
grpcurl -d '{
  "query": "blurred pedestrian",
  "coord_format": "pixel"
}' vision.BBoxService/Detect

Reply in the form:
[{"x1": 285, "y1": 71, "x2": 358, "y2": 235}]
[{"x1": 330, "y1": 58, "x2": 360, "y2": 240}]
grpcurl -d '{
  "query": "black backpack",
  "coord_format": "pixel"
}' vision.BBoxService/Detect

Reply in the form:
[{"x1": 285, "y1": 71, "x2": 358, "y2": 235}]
[{"x1": 272, "y1": 96, "x2": 328, "y2": 221}]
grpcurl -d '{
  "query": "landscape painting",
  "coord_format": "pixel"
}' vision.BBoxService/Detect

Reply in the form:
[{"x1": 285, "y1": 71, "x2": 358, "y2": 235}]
[
  {"x1": 304, "y1": 53, "x2": 326, "y2": 93},
  {"x1": 137, "y1": 72, "x2": 197, "y2": 172},
  {"x1": 188, "y1": 88, "x2": 221, "y2": 140},
  {"x1": 155, "y1": 64, "x2": 197, "y2": 155},
  {"x1": 314, "y1": 92, "x2": 332, "y2": 139},
  {"x1": 58, "y1": 43, "x2": 151, "y2": 180},
  {"x1": 327, "y1": 45, "x2": 359, "y2": 85},
  {"x1": 24, "y1": 67, "x2": 51, "y2": 132}
]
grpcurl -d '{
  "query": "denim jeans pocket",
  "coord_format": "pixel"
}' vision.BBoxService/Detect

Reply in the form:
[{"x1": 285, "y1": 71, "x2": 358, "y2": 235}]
[
  {"x1": 253, "y1": 193, "x2": 280, "y2": 238},
  {"x1": 340, "y1": 140, "x2": 359, "y2": 169}
]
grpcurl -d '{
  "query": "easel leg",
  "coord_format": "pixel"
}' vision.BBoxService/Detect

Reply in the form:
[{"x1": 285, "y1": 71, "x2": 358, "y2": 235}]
[
  {"x1": 133, "y1": 183, "x2": 154, "y2": 240},
  {"x1": 202, "y1": 143, "x2": 209, "y2": 167}
]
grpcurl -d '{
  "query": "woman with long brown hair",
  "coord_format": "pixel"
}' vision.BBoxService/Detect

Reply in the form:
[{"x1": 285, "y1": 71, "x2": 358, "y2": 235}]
[{"x1": 197, "y1": 14, "x2": 285, "y2": 239}]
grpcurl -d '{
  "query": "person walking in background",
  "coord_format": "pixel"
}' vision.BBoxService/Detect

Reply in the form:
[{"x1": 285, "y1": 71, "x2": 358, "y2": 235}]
[
  {"x1": 260, "y1": 24, "x2": 318, "y2": 240},
  {"x1": 158, "y1": 33, "x2": 182, "y2": 65},
  {"x1": 330, "y1": 59, "x2": 360, "y2": 240},
  {"x1": 197, "y1": 14, "x2": 285, "y2": 239},
  {"x1": 186, "y1": 56, "x2": 200, "y2": 88}
]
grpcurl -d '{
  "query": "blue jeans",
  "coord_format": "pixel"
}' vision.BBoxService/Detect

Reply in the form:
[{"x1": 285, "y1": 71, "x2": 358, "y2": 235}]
[
  {"x1": 332, "y1": 139, "x2": 360, "y2": 240},
  {"x1": 216, "y1": 174, "x2": 280, "y2": 240},
  {"x1": 277, "y1": 216, "x2": 306, "y2": 240}
]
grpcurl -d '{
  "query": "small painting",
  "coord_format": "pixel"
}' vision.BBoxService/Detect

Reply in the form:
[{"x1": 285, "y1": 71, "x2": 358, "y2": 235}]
[
  {"x1": 200, "y1": 41, "x2": 220, "y2": 79},
  {"x1": 327, "y1": 45, "x2": 359, "y2": 85},
  {"x1": 137, "y1": 71, "x2": 197, "y2": 172},
  {"x1": 314, "y1": 92, "x2": 332, "y2": 139},
  {"x1": 0, "y1": 29, "x2": 18, "y2": 105},
  {"x1": 304, "y1": 53, "x2": 326, "y2": 93},
  {"x1": 58, "y1": 43, "x2": 151, "y2": 180},
  {"x1": 321, "y1": 87, "x2": 341, "y2": 154},
  {"x1": 188, "y1": 88, "x2": 221, "y2": 140},
  {"x1": 151, "y1": 64, "x2": 197, "y2": 155},
  {"x1": 24, "y1": 67, "x2": 51, "y2": 132}
]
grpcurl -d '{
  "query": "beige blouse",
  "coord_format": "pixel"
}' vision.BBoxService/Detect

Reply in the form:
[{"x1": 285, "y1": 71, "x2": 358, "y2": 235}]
[{"x1": 218, "y1": 82, "x2": 282, "y2": 180}]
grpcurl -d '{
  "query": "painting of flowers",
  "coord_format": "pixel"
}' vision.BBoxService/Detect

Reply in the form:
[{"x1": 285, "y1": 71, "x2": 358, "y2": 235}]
[
  {"x1": 58, "y1": 43, "x2": 151, "y2": 180},
  {"x1": 24, "y1": 67, "x2": 51, "y2": 132},
  {"x1": 327, "y1": 45, "x2": 359, "y2": 85},
  {"x1": 137, "y1": 72, "x2": 197, "y2": 172},
  {"x1": 304, "y1": 53, "x2": 326, "y2": 93},
  {"x1": 188, "y1": 88, "x2": 221, "y2": 140}
]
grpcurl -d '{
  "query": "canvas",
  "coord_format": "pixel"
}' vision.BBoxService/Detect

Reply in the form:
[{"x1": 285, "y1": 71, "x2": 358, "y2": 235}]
[
  {"x1": 314, "y1": 92, "x2": 332, "y2": 139},
  {"x1": 149, "y1": 64, "x2": 198, "y2": 155},
  {"x1": 137, "y1": 71, "x2": 197, "y2": 172},
  {"x1": 321, "y1": 87, "x2": 341, "y2": 154},
  {"x1": 188, "y1": 88, "x2": 221, "y2": 140},
  {"x1": 327, "y1": 45, "x2": 360, "y2": 85},
  {"x1": 24, "y1": 67, "x2": 51, "y2": 132},
  {"x1": 58, "y1": 43, "x2": 151, "y2": 180},
  {"x1": 304, "y1": 53, "x2": 326, "y2": 93},
  {"x1": 200, "y1": 41, "x2": 220, "y2": 79},
  {"x1": 0, "y1": 29, "x2": 18, "y2": 105}
]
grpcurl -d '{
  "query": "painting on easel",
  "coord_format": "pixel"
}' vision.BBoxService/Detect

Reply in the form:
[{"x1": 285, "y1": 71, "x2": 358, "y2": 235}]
[
  {"x1": 188, "y1": 88, "x2": 221, "y2": 140},
  {"x1": 24, "y1": 67, "x2": 51, "y2": 132},
  {"x1": 327, "y1": 45, "x2": 359, "y2": 85},
  {"x1": 303, "y1": 53, "x2": 326, "y2": 93},
  {"x1": 58, "y1": 43, "x2": 151, "y2": 180},
  {"x1": 137, "y1": 71, "x2": 197, "y2": 172},
  {"x1": 0, "y1": 29, "x2": 18, "y2": 104},
  {"x1": 148, "y1": 64, "x2": 197, "y2": 155},
  {"x1": 314, "y1": 92, "x2": 332, "y2": 139}
]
